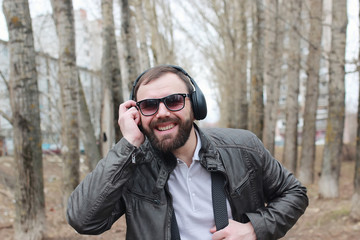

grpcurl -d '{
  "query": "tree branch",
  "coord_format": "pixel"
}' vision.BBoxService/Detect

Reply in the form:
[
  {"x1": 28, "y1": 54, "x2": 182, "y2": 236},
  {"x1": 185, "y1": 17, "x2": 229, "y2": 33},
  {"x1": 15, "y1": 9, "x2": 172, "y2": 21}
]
[
  {"x1": 0, "y1": 71, "x2": 10, "y2": 93},
  {"x1": 0, "y1": 109, "x2": 12, "y2": 125}
]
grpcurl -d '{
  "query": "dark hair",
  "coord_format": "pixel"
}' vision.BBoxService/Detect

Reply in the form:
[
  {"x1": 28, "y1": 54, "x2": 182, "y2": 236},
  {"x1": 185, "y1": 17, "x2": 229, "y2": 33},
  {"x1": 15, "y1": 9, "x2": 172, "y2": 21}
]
[{"x1": 133, "y1": 65, "x2": 194, "y2": 101}]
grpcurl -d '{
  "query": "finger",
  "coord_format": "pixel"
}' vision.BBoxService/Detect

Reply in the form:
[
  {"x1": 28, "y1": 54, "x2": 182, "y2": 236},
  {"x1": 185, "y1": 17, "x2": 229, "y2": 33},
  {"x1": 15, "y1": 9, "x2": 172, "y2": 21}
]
[
  {"x1": 119, "y1": 100, "x2": 137, "y2": 114},
  {"x1": 211, "y1": 230, "x2": 226, "y2": 240}
]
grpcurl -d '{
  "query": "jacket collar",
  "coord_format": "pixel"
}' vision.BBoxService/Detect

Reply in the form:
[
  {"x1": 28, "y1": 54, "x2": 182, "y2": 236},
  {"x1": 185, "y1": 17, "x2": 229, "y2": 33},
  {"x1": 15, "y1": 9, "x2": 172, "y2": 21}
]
[{"x1": 195, "y1": 124, "x2": 225, "y2": 173}]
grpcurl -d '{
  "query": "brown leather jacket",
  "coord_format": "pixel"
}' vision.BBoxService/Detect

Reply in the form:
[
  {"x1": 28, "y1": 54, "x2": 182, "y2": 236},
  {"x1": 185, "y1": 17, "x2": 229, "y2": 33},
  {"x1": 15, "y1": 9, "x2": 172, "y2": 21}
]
[{"x1": 67, "y1": 124, "x2": 308, "y2": 240}]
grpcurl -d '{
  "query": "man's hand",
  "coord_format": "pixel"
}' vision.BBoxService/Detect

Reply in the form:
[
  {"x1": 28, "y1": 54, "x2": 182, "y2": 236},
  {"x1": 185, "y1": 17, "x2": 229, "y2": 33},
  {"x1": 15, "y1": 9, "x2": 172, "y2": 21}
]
[
  {"x1": 210, "y1": 219, "x2": 256, "y2": 240},
  {"x1": 118, "y1": 100, "x2": 145, "y2": 147}
]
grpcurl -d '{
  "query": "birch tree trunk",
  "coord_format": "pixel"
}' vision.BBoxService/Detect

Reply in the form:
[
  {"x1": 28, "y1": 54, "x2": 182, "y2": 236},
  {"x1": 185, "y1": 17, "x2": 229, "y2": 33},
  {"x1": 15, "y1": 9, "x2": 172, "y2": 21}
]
[
  {"x1": 78, "y1": 77, "x2": 101, "y2": 170},
  {"x1": 318, "y1": 0, "x2": 347, "y2": 198},
  {"x1": 120, "y1": 0, "x2": 140, "y2": 92},
  {"x1": 3, "y1": 0, "x2": 45, "y2": 239},
  {"x1": 350, "y1": 37, "x2": 360, "y2": 218},
  {"x1": 238, "y1": 0, "x2": 248, "y2": 129},
  {"x1": 51, "y1": 0, "x2": 80, "y2": 207},
  {"x1": 248, "y1": 0, "x2": 264, "y2": 139},
  {"x1": 299, "y1": 0, "x2": 323, "y2": 184},
  {"x1": 134, "y1": 0, "x2": 151, "y2": 69},
  {"x1": 101, "y1": 0, "x2": 124, "y2": 156},
  {"x1": 282, "y1": 0, "x2": 302, "y2": 174},
  {"x1": 263, "y1": 0, "x2": 283, "y2": 154},
  {"x1": 350, "y1": 0, "x2": 360, "y2": 219}
]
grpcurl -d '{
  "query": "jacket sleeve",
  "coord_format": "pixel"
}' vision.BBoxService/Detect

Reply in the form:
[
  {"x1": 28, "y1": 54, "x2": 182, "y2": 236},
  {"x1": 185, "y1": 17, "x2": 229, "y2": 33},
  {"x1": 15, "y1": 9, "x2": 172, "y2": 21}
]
[
  {"x1": 245, "y1": 136, "x2": 309, "y2": 240},
  {"x1": 66, "y1": 138, "x2": 144, "y2": 235}
]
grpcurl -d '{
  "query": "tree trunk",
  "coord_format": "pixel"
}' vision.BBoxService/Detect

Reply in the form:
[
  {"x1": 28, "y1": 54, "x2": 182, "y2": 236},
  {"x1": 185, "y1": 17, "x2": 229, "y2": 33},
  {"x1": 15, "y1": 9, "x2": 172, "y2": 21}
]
[
  {"x1": 299, "y1": 0, "x2": 323, "y2": 185},
  {"x1": 282, "y1": 0, "x2": 302, "y2": 174},
  {"x1": 78, "y1": 77, "x2": 101, "y2": 170},
  {"x1": 101, "y1": 0, "x2": 124, "y2": 156},
  {"x1": 248, "y1": 0, "x2": 264, "y2": 139},
  {"x1": 51, "y1": 0, "x2": 80, "y2": 207},
  {"x1": 263, "y1": 0, "x2": 283, "y2": 154},
  {"x1": 120, "y1": 0, "x2": 140, "y2": 92},
  {"x1": 350, "y1": 0, "x2": 360, "y2": 219},
  {"x1": 134, "y1": 0, "x2": 151, "y2": 70},
  {"x1": 350, "y1": 62, "x2": 360, "y2": 219},
  {"x1": 3, "y1": 0, "x2": 45, "y2": 239},
  {"x1": 238, "y1": 0, "x2": 248, "y2": 129},
  {"x1": 318, "y1": 0, "x2": 347, "y2": 198}
]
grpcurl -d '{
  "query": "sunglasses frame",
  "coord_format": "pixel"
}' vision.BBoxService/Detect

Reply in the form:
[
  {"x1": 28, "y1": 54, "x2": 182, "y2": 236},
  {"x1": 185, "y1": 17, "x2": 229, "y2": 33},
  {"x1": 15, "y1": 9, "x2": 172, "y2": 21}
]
[{"x1": 136, "y1": 93, "x2": 191, "y2": 116}]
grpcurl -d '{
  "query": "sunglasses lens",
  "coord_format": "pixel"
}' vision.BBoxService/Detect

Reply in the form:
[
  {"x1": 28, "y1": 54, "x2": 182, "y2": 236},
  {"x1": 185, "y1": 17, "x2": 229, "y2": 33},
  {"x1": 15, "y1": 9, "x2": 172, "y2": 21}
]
[
  {"x1": 165, "y1": 94, "x2": 185, "y2": 110},
  {"x1": 139, "y1": 99, "x2": 159, "y2": 115}
]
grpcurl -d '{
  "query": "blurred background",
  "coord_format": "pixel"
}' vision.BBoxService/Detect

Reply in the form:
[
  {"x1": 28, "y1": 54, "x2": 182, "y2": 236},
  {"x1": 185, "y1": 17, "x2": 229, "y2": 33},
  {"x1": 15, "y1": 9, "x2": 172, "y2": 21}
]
[{"x1": 0, "y1": 0, "x2": 360, "y2": 239}]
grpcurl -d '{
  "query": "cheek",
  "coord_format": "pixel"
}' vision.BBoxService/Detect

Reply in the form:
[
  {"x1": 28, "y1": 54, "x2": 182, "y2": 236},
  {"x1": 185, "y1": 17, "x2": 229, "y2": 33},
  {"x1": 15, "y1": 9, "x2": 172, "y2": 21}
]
[{"x1": 140, "y1": 115, "x2": 151, "y2": 128}]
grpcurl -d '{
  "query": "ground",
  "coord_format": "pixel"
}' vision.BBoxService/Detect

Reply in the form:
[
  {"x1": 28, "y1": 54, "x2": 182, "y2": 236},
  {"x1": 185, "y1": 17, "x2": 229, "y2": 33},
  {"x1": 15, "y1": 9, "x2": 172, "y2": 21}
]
[{"x1": 0, "y1": 146, "x2": 360, "y2": 239}]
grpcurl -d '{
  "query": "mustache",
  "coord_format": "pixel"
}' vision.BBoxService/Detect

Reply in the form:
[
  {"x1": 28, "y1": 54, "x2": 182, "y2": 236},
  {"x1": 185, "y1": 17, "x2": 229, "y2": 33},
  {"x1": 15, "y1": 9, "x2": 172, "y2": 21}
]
[{"x1": 150, "y1": 117, "x2": 180, "y2": 128}]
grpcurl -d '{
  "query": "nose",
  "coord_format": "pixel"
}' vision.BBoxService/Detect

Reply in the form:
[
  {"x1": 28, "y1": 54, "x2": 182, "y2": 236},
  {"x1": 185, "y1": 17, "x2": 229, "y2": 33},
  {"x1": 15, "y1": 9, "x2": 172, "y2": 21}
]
[{"x1": 156, "y1": 102, "x2": 170, "y2": 118}]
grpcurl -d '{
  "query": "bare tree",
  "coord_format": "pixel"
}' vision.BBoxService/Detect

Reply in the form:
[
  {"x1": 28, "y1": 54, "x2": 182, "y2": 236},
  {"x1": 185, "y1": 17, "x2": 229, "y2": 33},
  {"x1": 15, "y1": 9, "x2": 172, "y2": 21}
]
[
  {"x1": 318, "y1": 0, "x2": 347, "y2": 198},
  {"x1": 172, "y1": 0, "x2": 249, "y2": 129},
  {"x1": 263, "y1": 0, "x2": 284, "y2": 154},
  {"x1": 248, "y1": 0, "x2": 265, "y2": 139},
  {"x1": 78, "y1": 76, "x2": 101, "y2": 170},
  {"x1": 146, "y1": 0, "x2": 176, "y2": 65},
  {"x1": 3, "y1": 0, "x2": 45, "y2": 239},
  {"x1": 350, "y1": 63, "x2": 360, "y2": 219},
  {"x1": 100, "y1": 0, "x2": 124, "y2": 156},
  {"x1": 51, "y1": 0, "x2": 80, "y2": 207},
  {"x1": 237, "y1": 0, "x2": 249, "y2": 129},
  {"x1": 120, "y1": 0, "x2": 140, "y2": 92},
  {"x1": 282, "y1": 0, "x2": 302, "y2": 174},
  {"x1": 134, "y1": 0, "x2": 151, "y2": 69},
  {"x1": 350, "y1": 0, "x2": 360, "y2": 218},
  {"x1": 299, "y1": 0, "x2": 323, "y2": 185}
]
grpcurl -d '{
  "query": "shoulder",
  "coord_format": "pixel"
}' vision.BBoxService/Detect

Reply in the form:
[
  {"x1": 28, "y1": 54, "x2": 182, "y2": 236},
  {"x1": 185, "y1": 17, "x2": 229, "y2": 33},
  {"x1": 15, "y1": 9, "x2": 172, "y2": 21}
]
[
  {"x1": 201, "y1": 127, "x2": 259, "y2": 145},
  {"x1": 199, "y1": 127, "x2": 267, "y2": 158}
]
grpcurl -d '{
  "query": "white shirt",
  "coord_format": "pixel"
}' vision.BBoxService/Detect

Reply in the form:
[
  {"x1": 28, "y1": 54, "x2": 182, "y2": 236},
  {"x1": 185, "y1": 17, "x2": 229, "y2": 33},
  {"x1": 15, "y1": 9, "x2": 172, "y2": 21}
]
[{"x1": 168, "y1": 131, "x2": 233, "y2": 240}]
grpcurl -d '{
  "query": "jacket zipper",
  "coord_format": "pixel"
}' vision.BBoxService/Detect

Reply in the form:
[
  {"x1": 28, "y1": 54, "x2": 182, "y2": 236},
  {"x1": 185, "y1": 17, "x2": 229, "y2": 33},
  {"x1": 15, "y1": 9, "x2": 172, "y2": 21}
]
[
  {"x1": 235, "y1": 169, "x2": 255, "y2": 195},
  {"x1": 128, "y1": 190, "x2": 161, "y2": 205},
  {"x1": 111, "y1": 151, "x2": 137, "y2": 184}
]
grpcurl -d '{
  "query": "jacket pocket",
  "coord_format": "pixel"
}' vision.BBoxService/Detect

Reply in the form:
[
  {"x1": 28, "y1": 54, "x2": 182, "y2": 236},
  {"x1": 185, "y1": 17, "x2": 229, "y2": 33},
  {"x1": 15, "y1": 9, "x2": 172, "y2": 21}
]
[{"x1": 230, "y1": 169, "x2": 262, "y2": 218}]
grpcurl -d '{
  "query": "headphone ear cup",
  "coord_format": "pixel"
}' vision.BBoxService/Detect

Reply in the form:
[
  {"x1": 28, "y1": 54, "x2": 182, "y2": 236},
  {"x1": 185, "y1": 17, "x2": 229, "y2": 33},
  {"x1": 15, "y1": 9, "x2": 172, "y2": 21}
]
[{"x1": 190, "y1": 82, "x2": 207, "y2": 120}]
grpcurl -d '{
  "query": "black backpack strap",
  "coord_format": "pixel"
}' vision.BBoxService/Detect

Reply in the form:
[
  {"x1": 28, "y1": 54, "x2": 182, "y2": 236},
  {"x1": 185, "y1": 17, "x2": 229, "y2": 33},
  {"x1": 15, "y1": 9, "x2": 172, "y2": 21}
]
[
  {"x1": 171, "y1": 208, "x2": 181, "y2": 240},
  {"x1": 211, "y1": 171, "x2": 229, "y2": 230}
]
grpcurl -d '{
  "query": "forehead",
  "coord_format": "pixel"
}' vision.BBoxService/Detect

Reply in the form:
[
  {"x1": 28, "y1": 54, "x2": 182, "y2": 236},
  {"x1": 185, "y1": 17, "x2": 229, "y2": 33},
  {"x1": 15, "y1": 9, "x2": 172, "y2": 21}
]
[{"x1": 136, "y1": 73, "x2": 188, "y2": 101}]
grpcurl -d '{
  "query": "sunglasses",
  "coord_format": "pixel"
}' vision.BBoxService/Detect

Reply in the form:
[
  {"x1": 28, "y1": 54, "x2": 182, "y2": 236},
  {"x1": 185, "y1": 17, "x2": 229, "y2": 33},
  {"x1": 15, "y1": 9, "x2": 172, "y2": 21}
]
[{"x1": 136, "y1": 93, "x2": 191, "y2": 116}]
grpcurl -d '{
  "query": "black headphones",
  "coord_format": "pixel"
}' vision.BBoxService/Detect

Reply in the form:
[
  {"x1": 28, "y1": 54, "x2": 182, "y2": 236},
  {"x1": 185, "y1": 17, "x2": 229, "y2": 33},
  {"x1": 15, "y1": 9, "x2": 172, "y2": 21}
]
[{"x1": 130, "y1": 65, "x2": 207, "y2": 120}]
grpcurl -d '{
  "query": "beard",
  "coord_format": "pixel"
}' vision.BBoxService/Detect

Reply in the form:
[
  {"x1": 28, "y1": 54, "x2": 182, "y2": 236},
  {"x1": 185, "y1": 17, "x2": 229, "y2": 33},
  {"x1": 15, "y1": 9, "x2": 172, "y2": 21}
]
[{"x1": 143, "y1": 115, "x2": 193, "y2": 153}]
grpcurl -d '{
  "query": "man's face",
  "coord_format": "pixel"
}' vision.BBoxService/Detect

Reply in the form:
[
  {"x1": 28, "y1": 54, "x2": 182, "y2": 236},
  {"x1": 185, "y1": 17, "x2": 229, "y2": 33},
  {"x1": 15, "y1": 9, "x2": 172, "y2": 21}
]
[{"x1": 136, "y1": 73, "x2": 194, "y2": 153}]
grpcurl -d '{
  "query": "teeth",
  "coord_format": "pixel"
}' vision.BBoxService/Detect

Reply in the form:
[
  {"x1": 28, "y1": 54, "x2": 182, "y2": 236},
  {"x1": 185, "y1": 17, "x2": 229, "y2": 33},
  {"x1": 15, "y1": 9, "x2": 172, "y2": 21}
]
[{"x1": 158, "y1": 124, "x2": 175, "y2": 131}]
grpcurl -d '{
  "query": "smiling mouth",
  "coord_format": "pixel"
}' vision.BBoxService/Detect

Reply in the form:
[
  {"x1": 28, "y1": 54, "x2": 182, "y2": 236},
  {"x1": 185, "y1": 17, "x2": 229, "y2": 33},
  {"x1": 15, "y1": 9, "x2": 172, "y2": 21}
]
[{"x1": 157, "y1": 124, "x2": 175, "y2": 131}]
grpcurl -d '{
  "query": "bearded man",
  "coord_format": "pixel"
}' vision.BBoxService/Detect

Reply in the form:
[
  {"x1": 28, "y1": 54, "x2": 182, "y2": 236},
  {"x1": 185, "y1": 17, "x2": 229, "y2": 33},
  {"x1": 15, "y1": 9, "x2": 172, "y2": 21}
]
[{"x1": 67, "y1": 65, "x2": 308, "y2": 240}]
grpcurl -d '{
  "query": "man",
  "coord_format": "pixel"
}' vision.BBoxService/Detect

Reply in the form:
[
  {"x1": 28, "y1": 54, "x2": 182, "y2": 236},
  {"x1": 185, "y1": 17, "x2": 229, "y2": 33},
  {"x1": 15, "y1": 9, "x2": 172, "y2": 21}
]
[{"x1": 67, "y1": 65, "x2": 308, "y2": 240}]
